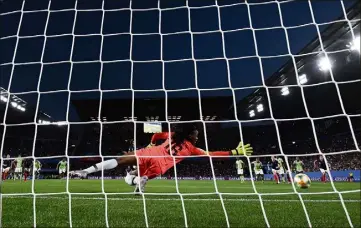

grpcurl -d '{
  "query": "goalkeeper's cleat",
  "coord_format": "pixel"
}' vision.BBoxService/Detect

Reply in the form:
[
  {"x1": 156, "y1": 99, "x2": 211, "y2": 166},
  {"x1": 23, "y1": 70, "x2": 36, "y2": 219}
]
[
  {"x1": 134, "y1": 176, "x2": 148, "y2": 194},
  {"x1": 70, "y1": 170, "x2": 88, "y2": 179},
  {"x1": 139, "y1": 176, "x2": 148, "y2": 192},
  {"x1": 231, "y1": 142, "x2": 253, "y2": 156},
  {"x1": 134, "y1": 186, "x2": 140, "y2": 195}
]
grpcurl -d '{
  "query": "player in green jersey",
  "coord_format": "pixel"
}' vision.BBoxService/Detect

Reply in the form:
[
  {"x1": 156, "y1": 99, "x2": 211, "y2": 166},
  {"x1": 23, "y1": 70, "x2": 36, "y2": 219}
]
[
  {"x1": 235, "y1": 158, "x2": 245, "y2": 183},
  {"x1": 56, "y1": 158, "x2": 67, "y2": 179},
  {"x1": 34, "y1": 160, "x2": 42, "y2": 179},
  {"x1": 277, "y1": 157, "x2": 286, "y2": 183},
  {"x1": 293, "y1": 157, "x2": 304, "y2": 174},
  {"x1": 14, "y1": 155, "x2": 23, "y2": 180},
  {"x1": 252, "y1": 158, "x2": 264, "y2": 182}
]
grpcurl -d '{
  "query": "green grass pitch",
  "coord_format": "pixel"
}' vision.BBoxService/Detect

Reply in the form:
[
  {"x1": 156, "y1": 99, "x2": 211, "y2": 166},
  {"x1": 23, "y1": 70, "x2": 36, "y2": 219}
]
[{"x1": 1, "y1": 179, "x2": 360, "y2": 227}]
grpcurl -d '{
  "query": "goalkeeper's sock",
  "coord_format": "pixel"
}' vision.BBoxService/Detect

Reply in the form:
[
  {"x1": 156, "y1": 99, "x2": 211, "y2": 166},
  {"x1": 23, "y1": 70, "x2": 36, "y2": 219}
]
[{"x1": 84, "y1": 159, "x2": 118, "y2": 174}]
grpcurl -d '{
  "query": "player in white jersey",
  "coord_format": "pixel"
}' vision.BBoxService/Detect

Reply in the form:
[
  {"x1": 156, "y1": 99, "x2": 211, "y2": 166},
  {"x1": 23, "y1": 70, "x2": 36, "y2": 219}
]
[
  {"x1": 277, "y1": 157, "x2": 286, "y2": 183},
  {"x1": 235, "y1": 158, "x2": 245, "y2": 183},
  {"x1": 14, "y1": 155, "x2": 23, "y2": 180}
]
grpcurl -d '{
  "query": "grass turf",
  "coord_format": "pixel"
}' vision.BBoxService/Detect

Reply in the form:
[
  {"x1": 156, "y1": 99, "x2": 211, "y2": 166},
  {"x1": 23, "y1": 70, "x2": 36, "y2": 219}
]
[{"x1": 0, "y1": 179, "x2": 360, "y2": 227}]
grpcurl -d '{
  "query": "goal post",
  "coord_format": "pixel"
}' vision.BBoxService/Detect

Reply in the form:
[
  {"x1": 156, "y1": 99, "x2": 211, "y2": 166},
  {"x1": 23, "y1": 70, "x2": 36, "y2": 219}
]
[{"x1": 0, "y1": 0, "x2": 360, "y2": 227}]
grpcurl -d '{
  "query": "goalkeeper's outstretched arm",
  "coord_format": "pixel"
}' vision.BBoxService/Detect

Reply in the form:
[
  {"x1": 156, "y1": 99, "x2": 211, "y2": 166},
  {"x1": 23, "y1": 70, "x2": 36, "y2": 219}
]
[{"x1": 192, "y1": 142, "x2": 253, "y2": 157}]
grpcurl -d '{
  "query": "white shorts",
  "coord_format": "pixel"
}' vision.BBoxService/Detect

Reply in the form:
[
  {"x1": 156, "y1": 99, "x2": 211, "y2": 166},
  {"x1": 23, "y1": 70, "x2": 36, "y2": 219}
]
[
  {"x1": 320, "y1": 168, "x2": 326, "y2": 174},
  {"x1": 278, "y1": 168, "x2": 285, "y2": 175},
  {"x1": 59, "y1": 168, "x2": 66, "y2": 174},
  {"x1": 255, "y1": 170, "x2": 264, "y2": 175},
  {"x1": 237, "y1": 169, "x2": 244, "y2": 175},
  {"x1": 34, "y1": 168, "x2": 41, "y2": 172},
  {"x1": 3, "y1": 167, "x2": 11, "y2": 173},
  {"x1": 272, "y1": 169, "x2": 278, "y2": 174},
  {"x1": 15, "y1": 168, "x2": 22, "y2": 173}
]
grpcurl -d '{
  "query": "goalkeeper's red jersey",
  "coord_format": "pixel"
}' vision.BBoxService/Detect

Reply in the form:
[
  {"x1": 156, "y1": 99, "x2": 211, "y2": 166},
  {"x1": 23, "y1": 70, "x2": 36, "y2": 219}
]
[{"x1": 136, "y1": 132, "x2": 225, "y2": 179}]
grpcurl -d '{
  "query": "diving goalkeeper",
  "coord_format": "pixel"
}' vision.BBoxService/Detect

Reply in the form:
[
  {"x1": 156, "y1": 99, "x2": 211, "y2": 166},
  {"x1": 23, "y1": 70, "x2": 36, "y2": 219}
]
[{"x1": 71, "y1": 124, "x2": 253, "y2": 192}]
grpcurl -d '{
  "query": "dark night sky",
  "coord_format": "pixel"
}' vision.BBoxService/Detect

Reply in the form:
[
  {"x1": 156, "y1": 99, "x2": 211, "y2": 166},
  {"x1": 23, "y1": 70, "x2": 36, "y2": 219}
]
[{"x1": 0, "y1": 0, "x2": 356, "y2": 121}]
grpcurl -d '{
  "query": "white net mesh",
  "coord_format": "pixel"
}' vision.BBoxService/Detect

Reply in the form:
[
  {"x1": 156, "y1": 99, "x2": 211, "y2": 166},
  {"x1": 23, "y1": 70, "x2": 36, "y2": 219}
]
[{"x1": 0, "y1": 0, "x2": 360, "y2": 227}]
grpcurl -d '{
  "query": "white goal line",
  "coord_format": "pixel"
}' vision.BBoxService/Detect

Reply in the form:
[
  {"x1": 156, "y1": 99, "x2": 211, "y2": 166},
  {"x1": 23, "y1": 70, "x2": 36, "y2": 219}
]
[
  {"x1": 2, "y1": 195, "x2": 360, "y2": 203},
  {"x1": 2, "y1": 189, "x2": 360, "y2": 197}
]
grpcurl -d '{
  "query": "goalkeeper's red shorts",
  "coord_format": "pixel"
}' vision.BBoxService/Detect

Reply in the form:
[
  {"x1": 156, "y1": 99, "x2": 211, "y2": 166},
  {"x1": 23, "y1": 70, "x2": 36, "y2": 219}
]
[
  {"x1": 138, "y1": 157, "x2": 162, "y2": 180},
  {"x1": 136, "y1": 148, "x2": 163, "y2": 180}
]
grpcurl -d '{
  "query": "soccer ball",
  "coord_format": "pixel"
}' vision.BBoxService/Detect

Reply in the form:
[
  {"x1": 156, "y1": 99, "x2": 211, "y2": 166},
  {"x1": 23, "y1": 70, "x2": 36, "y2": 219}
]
[{"x1": 294, "y1": 174, "x2": 311, "y2": 189}]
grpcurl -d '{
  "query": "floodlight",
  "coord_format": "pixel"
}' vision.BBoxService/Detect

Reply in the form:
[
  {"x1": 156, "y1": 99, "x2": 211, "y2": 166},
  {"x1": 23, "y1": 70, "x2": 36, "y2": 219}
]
[
  {"x1": 281, "y1": 87, "x2": 289, "y2": 96},
  {"x1": 256, "y1": 104, "x2": 264, "y2": 112},
  {"x1": 350, "y1": 36, "x2": 360, "y2": 52},
  {"x1": 0, "y1": 95, "x2": 8, "y2": 102},
  {"x1": 298, "y1": 74, "x2": 308, "y2": 84},
  {"x1": 249, "y1": 110, "x2": 255, "y2": 117},
  {"x1": 11, "y1": 102, "x2": 18, "y2": 108},
  {"x1": 318, "y1": 57, "x2": 332, "y2": 71}
]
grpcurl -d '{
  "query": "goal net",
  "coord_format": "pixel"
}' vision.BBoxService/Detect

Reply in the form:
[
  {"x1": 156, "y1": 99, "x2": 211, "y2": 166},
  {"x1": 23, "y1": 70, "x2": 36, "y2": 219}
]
[{"x1": 0, "y1": 0, "x2": 360, "y2": 227}]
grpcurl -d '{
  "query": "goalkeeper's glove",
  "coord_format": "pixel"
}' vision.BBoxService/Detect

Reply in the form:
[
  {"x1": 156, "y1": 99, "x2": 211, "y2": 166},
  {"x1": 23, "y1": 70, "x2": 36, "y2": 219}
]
[
  {"x1": 231, "y1": 142, "x2": 253, "y2": 156},
  {"x1": 147, "y1": 143, "x2": 155, "y2": 148}
]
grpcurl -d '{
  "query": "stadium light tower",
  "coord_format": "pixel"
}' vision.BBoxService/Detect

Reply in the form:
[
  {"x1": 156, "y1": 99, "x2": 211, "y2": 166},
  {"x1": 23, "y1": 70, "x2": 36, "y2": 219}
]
[
  {"x1": 256, "y1": 104, "x2": 264, "y2": 112},
  {"x1": 249, "y1": 110, "x2": 255, "y2": 117},
  {"x1": 298, "y1": 74, "x2": 308, "y2": 84},
  {"x1": 318, "y1": 56, "x2": 332, "y2": 71},
  {"x1": 281, "y1": 87, "x2": 290, "y2": 96}
]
